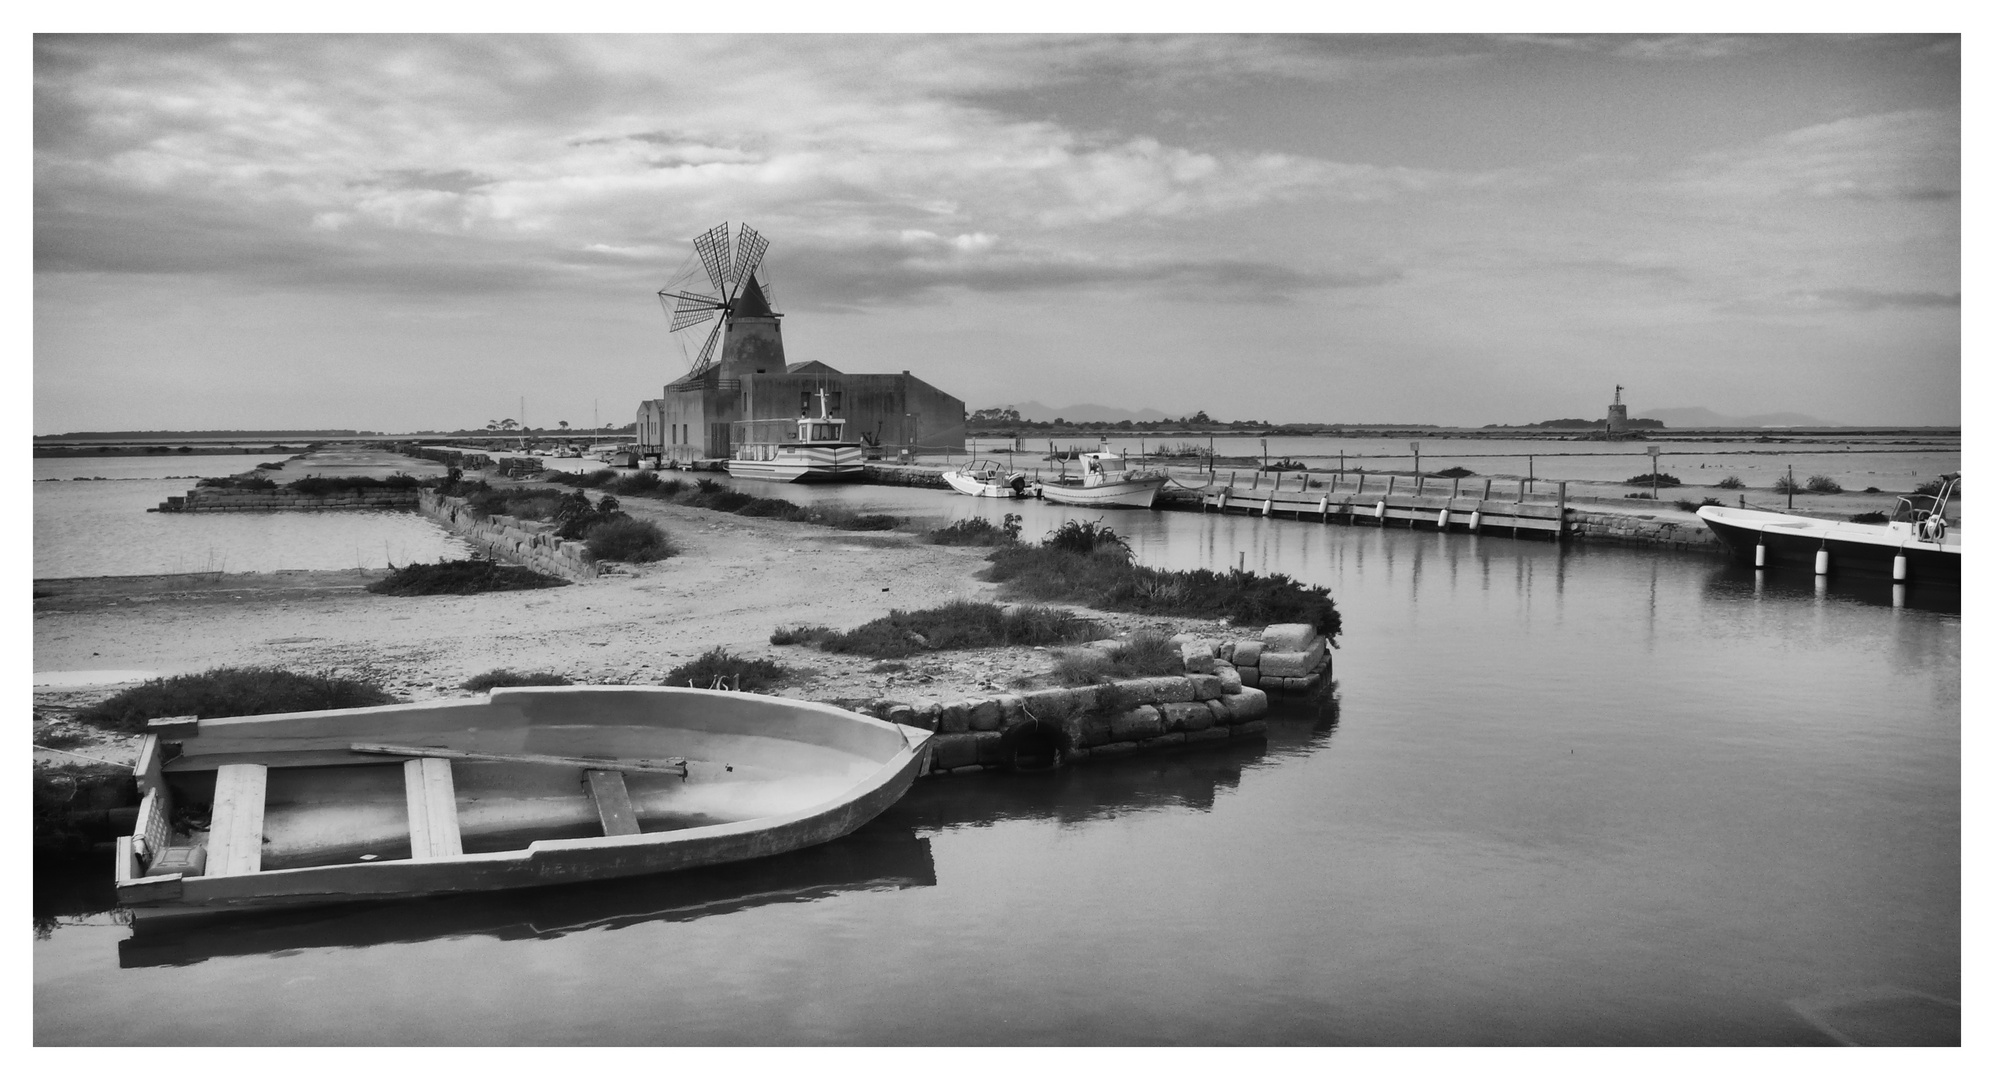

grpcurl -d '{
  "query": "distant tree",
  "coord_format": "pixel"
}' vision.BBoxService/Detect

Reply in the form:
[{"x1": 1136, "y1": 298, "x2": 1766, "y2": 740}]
[
  {"x1": 558, "y1": 420, "x2": 570, "y2": 431},
  {"x1": 1188, "y1": 410, "x2": 1211, "y2": 424},
  {"x1": 499, "y1": 419, "x2": 519, "y2": 432}
]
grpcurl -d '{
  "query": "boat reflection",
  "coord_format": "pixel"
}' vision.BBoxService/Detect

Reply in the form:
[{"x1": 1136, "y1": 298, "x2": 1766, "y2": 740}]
[
  {"x1": 1701, "y1": 562, "x2": 1961, "y2": 615},
  {"x1": 113, "y1": 823, "x2": 934, "y2": 969}
]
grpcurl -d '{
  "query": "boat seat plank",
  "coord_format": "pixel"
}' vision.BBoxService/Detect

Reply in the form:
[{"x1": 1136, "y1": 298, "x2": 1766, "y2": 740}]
[
  {"x1": 585, "y1": 770, "x2": 642, "y2": 837},
  {"x1": 404, "y1": 757, "x2": 464, "y2": 860},
  {"x1": 353, "y1": 743, "x2": 688, "y2": 777},
  {"x1": 206, "y1": 763, "x2": 268, "y2": 877}
]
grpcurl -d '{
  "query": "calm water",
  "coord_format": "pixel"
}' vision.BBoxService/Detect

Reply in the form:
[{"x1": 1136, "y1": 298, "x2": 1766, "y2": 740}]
[
  {"x1": 33, "y1": 470, "x2": 1958, "y2": 1044},
  {"x1": 33, "y1": 457, "x2": 472, "y2": 579}
]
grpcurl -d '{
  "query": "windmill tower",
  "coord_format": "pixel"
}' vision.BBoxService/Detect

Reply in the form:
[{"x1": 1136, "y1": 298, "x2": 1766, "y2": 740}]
[
  {"x1": 657, "y1": 223, "x2": 785, "y2": 384},
  {"x1": 1607, "y1": 384, "x2": 1629, "y2": 435}
]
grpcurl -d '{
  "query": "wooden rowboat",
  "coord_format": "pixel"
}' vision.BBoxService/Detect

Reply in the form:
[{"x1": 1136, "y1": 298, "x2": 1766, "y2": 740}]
[{"x1": 115, "y1": 686, "x2": 933, "y2": 917}]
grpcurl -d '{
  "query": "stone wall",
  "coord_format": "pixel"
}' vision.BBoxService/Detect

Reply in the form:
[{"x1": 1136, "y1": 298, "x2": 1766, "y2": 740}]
[
  {"x1": 153, "y1": 487, "x2": 419, "y2": 513},
  {"x1": 417, "y1": 491, "x2": 600, "y2": 581},
  {"x1": 1566, "y1": 508, "x2": 1722, "y2": 551},
  {"x1": 1219, "y1": 622, "x2": 1334, "y2": 695}
]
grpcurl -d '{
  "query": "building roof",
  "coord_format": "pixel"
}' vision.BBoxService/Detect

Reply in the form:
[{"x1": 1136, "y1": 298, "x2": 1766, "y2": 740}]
[{"x1": 785, "y1": 361, "x2": 842, "y2": 375}]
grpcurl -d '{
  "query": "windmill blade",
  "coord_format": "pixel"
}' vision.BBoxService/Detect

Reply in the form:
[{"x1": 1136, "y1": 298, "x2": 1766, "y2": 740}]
[
  {"x1": 731, "y1": 225, "x2": 769, "y2": 293},
  {"x1": 692, "y1": 223, "x2": 732, "y2": 294},
  {"x1": 689, "y1": 319, "x2": 725, "y2": 373},
  {"x1": 662, "y1": 290, "x2": 721, "y2": 332}
]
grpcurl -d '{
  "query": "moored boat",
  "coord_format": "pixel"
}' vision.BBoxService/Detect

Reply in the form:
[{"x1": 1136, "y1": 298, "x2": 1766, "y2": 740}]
[
  {"x1": 1696, "y1": 474, "x2": 1960, "y2": 585},
  {"x1": 114, "y1": 686, "x2": 932, "y2": 917},
  {"x1": 725, "y1": 393, "x2": 865, "y2": 483},
  {"x1": 942, "y1": 459, "x2": 1028, "y2": 498},
  {"x1": 1037, "y1": 451, "x2": 1169, "y2": 509}
]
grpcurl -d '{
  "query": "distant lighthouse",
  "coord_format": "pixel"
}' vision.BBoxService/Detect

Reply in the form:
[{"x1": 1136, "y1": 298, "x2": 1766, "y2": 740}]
[{"x1": 1606, "y1": 385, "x2": 1629, "y2": 435}]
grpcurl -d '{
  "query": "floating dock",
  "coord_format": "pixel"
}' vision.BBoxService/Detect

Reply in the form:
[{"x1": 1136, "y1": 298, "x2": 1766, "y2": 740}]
[{"x1": 1199, "y1": 472, "x2": 1570, "y2": 537}]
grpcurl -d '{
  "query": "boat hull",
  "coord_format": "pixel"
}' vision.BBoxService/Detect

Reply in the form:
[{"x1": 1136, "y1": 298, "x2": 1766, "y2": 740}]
[
  {"x1": 943, "y1": 472, "x2": 1025, "y2": 498},
  {"x1": 1038, "y1": 476, "x2": 1168, "y2": 509},
  {"x1": 1698, "y1": 506, "x2": 1959, "y2": 585},
  {"x1": 117, "y1": 687, "x2": 932, "y2": 916},
  {"x1": 725, "y1": 446, "x2": 865, "y2": 483}
]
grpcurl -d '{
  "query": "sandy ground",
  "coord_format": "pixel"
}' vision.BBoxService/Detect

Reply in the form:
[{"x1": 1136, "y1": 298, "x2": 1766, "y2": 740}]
[{"x1": 33, "y1": 493, "x2": 1218, "y2": 765}]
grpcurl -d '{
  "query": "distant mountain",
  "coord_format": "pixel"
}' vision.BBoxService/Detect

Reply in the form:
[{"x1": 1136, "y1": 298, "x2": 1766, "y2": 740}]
[
  {"x1": 1645, "y1": 407, "x2": 1835, "y2": 428},
  {"x1": 990, "y1": 401, "x2": 1174, "y2": 424}
]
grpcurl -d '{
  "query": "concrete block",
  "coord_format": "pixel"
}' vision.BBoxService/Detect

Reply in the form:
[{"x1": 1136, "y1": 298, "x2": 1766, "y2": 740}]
[
  {"x1": 1233, "y1": 640, "x2": 1264, "y2": 666},
  {"x1": 1160, "y1": 701, "x2": 1214, "y2": 733},
  {"x1": 1187, "y1": 673, "x2": 1222, "y2": 701},
  {"x1": 1180, "y1": 641, "x2": 1216, "y2": 673},
  {"x1": 1139, "y1": 733, "x2": 1187, "y2": 751},
  {"x1": 1238, "y1": 666, "x2": 1260, "y2": 688},
  {"x1": 1108, "y1": 705, "x2": 1164, "y2": 742},
  {"x1": 968, "y1": 699, "x2": 1004, "y2": 732},
  {"x1": 929, "y1": 733, "x2": 980, "y2": 770}
]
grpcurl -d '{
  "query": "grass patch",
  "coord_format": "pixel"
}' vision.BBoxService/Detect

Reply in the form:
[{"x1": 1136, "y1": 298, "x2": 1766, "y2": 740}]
[
  {"x1": 584, "y1": 517, "x2": 678, "y2": 562},
  {"x1": 929, "y1": 514, "x2": 1023, "y2": 546},
  {"x1": 196, "y1": 474, "x2": 277, "y2": 490},
  {"x1": 1049, "y1": 629, "x2": 1183, "y2": 686},
  {"x1": 984, "y1": 530, "x2": 1341, "y2": 642},
  {"x1": 780, "y1": 601, "x2": 1097, "y2": 659},
  {"x1": 285, "y1": 473, "x2": 420, "y2": 496},
  {"x1": 461, "y1": 669, "x2": 573, "y2": 692},
  {"x1": 368, "y1": 558, "x2": 569, "y2": 595},
  {"x1": 663, "y1": 647, "x2": 790, "y2": 692},
  {"x1": 75, "y1": 667, "x2": 397, "y2": 734}
]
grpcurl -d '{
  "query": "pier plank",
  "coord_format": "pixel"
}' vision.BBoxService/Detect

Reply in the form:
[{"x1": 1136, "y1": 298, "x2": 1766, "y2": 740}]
[{"x1": 206, "y1": 763, "x2": 267, "y2": 877}]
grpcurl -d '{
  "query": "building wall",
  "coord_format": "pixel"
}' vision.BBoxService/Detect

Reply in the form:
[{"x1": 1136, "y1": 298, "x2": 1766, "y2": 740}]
[{"x1": 643, "y1": 367, "x2": 965, "y2": 460}]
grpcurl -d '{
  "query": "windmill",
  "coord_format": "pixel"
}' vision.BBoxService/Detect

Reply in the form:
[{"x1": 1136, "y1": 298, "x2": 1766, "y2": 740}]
[{"x1": 657, "y1": 222, "x2": 781, "y2": 382}]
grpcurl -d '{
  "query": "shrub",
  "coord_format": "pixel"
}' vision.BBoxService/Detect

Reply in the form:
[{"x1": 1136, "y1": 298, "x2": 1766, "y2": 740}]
[
  {"x1": 584, "y1": 516, "x2": 678, "y2": 562},
  {"x1": 461, "y1": 669, "x2": 573, "y2": 692},
  {"x1": 929, "y1": 514, "x2": 1023, "y2": 546},
  {"x1": 1432, "y1": 466, "x2": 1476, "y2": 478},
  {"x1": 368, "y1": 559, "x2": 569, "y2": 595},
  {"x1": 1263, "y1": 457, "x2": 1306, "y2": 472},
  {"x1": 285, "y1": 473, "x2": 419, "y2": 496},
  {"x1": 1715, "y1": 475, "x2": 1745, "y2": 489},
  {"x1": 466, "y1": 486, "x2": 569, "y2": 521},
  {"x1": 664, "y1": 647, "x2": 790, "y2": 692},
  {"x1": 1804, "y1": 475, "x2": 1843, "y2": 494},
  {"x1": 738, "y1": 496, "x2": 810, "y2": 520},
  {"x1": 837, "y1": 513, "x2": 901, "y2": 531},
  {"x1": 76, "y1": 667, "x2": 397, "y2": 733},
  {"x1": 1049, "y1": 629, "x2": 1183, "y2": 686},
  {"x1": 1862, "y1": 487, "x2": 1880, "y2": 494},
  {"x1": 1043, "y1": 519, "x2": 1131, "y2": 557},
  {"x1": 984, "y1": 546, "x2": 1341, "y2": 642},
  {"x1": 1914, "y1": 478, "x2": 1956, "y2": 497},
  {"x1": 1625, "y1": 472, "x2": 1681, "y2": 488},
  {"x1": 1674, "y1": 497, "x2": 1722, "y2": 512},
  {"x1": 783, "y1": 601, "x2": 1098, "y2": 659},
  {"x1": 606, "y1": 471, "x2": 668, "y2": 498},
  {"x1": 1772, "y1": 475, "x2": 1801, "y2": 495},
  {"x1": 695, "y1": 477, "x2": 725, "y2": 494},
  {"x1": 769, "y1": 624, "x2": 838, "y2": 646},
  {"x1": 197, "y1": 474, "x2": 278, "y2": 489},
  {"x1": 1848, "y1": 511, "x2": 1889, "y2": 524}
]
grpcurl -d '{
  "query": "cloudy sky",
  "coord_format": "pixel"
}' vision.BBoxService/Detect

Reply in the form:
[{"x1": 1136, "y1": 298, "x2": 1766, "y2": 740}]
[{"x1": 33, "y1": 33, "x2": 1960, "y2": 433}]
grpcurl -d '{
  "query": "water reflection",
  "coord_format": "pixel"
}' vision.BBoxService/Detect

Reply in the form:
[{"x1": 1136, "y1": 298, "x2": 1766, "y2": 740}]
[
  {"x1": 1702, "y1": 562, "x2": 1959, "y2": 616},
  {"x1": 107, "y1": 824, "x2": 935, "y2": 969}
]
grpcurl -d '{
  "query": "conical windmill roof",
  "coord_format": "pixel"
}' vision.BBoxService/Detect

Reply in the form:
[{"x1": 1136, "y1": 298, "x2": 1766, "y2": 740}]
[{"x1": 732, "y1": 276, "x2": 778, "y2": 319}]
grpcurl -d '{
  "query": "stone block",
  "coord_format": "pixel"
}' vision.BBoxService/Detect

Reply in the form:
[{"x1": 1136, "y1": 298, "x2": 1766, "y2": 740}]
[
  {"x1": 1232, "y1": 640, "x2": 1264, "y2": 666},
  {"x1": 939, "y1": 700, "x2": 976, "y2": 734},
  {"x1": 1119, "y1": 676, "x2": 1195, "y2": 704},
  {"x1": 1238, "y1": 666, "x2": 1260, "y2": 688},
  {"x1": 1180, "y1": 641, "x2": 1216, "y2": 673},
  {"x1": 1160, "y1": 700, "x2": 1214, "y2": 733},
  {"x1": 968, "y1": 699, "x2": 1004, "y2": 732},
  {"x1": 1222, "y1": 687, "x2": 1269, "y2": 721},
  {"x1": 882, "y1": 704, "x2": 916, "y2": 727},
  {"x1": 1187, "y1": 673, "x2": 1222, "y2": 701},
  {"x1": 1260, "y1": 639, "x2": 1325, "y2": 678},
  {"x1": 929, "y1": 733, "x2": 981, "y2": 770},
  {"x1": 1216, "y1": 665, "x2": 1243, "y2": 694},
  {"x1": 1219, "y1": 641, "x2": 1236, "y2": 663},
  {"x1": 995, "y1": 694, "x2": 1025, "y2": 725},
  {"x1": 1092, "y1": 741, "x2": 1139, "y2": 759},
  {"x1": 1140, "y1": 733, "x2": 1187, "y2": 751},
  {"x1": 1108, "y1": 705, "x2": 1164, "y2": 742},
  {"x1": 973, "y1": 730, "x2": 1005, "y2": 765},
  {"x1": 1231, "y1": 720, "x2": 1269, "y2": 739},
  {"x1": 1019, "y1": 687, "x2": 1075, "y2": 719},
  {"x1": 1183, "y1": 727, "x2": 1229, "y2": 746}
]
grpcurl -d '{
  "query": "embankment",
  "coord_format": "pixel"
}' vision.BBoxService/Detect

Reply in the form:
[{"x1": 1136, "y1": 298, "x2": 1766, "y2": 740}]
[
  {"x1": 417, "y1": 491, "x2": 599, "y2": 581},
  {"x1": 153, "y1": 487, "x2": 419, "y2": 513}
]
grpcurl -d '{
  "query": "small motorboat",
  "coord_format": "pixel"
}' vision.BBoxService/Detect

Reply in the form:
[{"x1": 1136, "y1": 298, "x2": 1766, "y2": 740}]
[
  {"x1": 1696, "y1": 474, "x2": 1960, "y2": 585},
  {"x1": 1037, "y1": 451, "x2": 1169, "y2": 509},
  {"x1": 942, "y1": 459, "x2": 1028, "y2": 498},
  {"x1": 114, "y1": 686, "x2": 932, "y2": 917}
]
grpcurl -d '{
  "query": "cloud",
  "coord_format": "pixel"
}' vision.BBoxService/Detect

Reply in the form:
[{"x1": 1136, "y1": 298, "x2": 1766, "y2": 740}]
[
  {"x1": 1793, "y1": 288, "x2": 1961, "y2": 312},
  {"x1": 1670, "y1": 110, "x2": 1959, "y2": 202}
]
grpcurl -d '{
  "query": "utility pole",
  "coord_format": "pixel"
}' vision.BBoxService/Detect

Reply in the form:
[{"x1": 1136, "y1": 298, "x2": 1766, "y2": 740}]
[
  {"x1": 1787, "y1": 464, "x2": 1795, "y2": 510},
  {"x1": 1648, "y1": 445, "x2": 1661, "y2": 502},
  {"x1": 1411, "y1": 440, "x2": 1421, "y2": 478}
]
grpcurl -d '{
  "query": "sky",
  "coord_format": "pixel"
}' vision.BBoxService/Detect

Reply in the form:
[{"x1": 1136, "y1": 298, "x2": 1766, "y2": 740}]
[{"x1": 32, "y1": 32, "x2": 1962, "y2": 433}]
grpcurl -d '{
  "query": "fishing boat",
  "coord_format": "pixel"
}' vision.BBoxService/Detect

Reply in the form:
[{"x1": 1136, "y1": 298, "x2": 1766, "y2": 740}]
[
  {"x1": 1037, "y1": 451, "x2": 1169, "y2": 509},
  {"x1": 1696, "y1": 474, "x2": 1960, "y2": 585},
  {"x1": 113, "y1": 686, "x2": 933, "y2": 917},
  {"x1": 725, "y1": 392, "x2": 865, "y2": 483},
  {"x1": 942, "y1": 459, "x2": 1028, "y2": 498}
]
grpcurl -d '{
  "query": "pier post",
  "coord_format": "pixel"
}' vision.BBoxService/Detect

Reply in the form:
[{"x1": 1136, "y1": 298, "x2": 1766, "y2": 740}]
[{"x1": 1557, "y1": 481, "x2": 1568, "y2": 538}]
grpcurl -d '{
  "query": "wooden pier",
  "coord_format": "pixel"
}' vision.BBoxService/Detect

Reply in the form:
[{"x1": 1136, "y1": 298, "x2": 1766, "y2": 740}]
[{"x1": 1199, "y1": 472, "x2": 1570, "y2": 538}]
